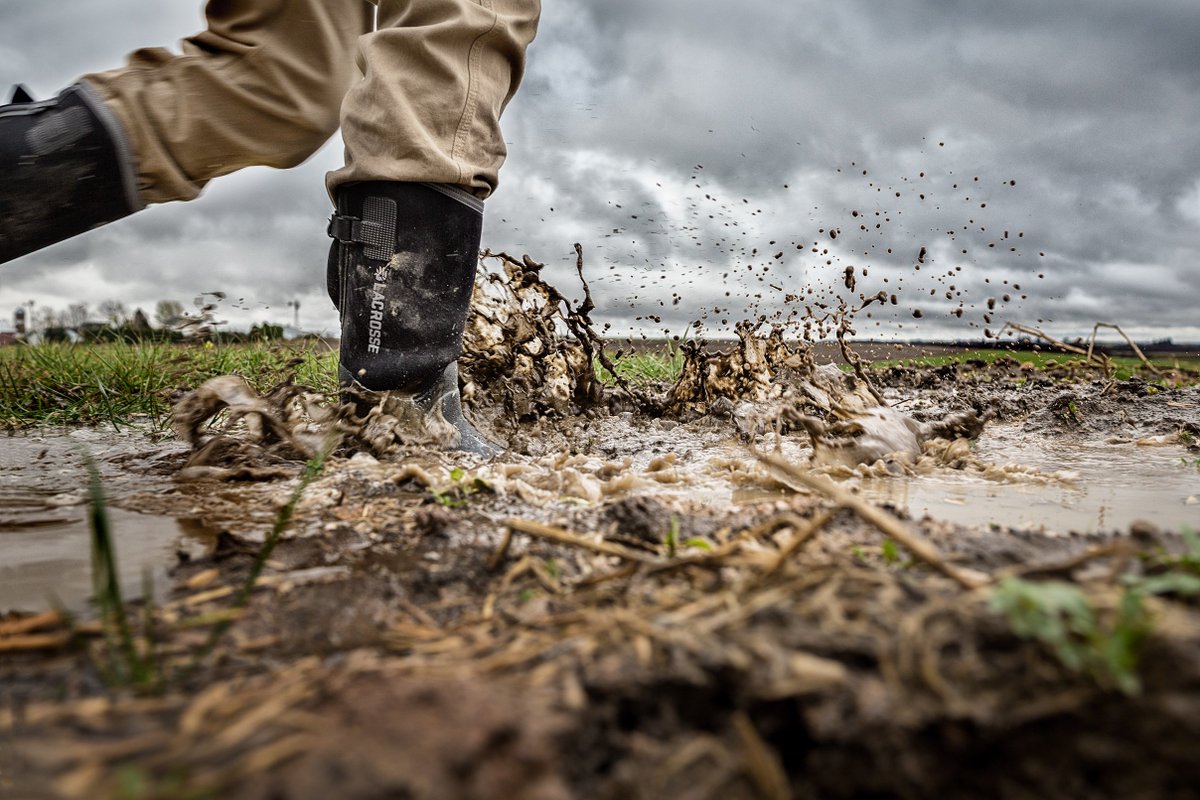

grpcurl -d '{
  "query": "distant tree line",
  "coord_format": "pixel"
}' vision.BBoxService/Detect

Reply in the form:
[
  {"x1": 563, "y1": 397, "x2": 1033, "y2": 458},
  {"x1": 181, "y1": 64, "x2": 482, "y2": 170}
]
[{"x1": 11, "y1": 298, "x2": 288, "y2": 344}]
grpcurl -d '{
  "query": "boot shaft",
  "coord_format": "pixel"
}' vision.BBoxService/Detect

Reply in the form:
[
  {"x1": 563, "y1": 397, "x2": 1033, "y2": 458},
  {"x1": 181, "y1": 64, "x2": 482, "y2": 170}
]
[
  {"x1": 0, "y1": 83, "x2": 142, "y2": 264},
  {"x1": 328, "y1": 181, "x2": 483, "y2": 393}
]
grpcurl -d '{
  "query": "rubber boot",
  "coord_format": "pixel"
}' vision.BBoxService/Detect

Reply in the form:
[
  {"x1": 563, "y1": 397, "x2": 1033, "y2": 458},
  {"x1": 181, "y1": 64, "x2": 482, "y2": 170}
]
[
  {"x1": 327, "y1": 181, "x2": 500, "y2": 455},
  {"x1": 0, "y1": 83, "x2": 142, "y2": 265}
]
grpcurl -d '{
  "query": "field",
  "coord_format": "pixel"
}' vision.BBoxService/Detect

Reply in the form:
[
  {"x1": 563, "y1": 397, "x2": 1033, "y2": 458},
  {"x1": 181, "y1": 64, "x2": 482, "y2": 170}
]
[{"x1": 2, "y1": 260, "x2": 1200, "y2": 799}]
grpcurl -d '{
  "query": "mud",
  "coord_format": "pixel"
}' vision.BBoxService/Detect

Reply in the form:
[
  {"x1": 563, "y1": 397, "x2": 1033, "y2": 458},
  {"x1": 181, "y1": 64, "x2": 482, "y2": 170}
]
[{"x1": 3, "y1": 263, "x2": 1200, "y2": 799}]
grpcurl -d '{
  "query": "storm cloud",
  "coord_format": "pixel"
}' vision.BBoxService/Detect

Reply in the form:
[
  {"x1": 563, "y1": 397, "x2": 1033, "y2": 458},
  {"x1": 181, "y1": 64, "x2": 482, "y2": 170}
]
[{"x1": 2, "y1": 0, "x2": 1198, "y2": 342}]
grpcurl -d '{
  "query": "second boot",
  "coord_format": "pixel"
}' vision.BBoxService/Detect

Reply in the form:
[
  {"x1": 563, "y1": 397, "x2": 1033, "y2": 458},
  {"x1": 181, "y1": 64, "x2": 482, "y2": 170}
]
[{"x1": 0, "y1": 82, "x2": 142, "y2": 265}]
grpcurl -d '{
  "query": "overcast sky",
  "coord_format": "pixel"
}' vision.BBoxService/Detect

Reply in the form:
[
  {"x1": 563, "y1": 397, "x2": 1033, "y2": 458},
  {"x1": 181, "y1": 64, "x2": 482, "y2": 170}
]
[{"x1": 2, "y1": 0, "x2": 1199, "y2": 343}]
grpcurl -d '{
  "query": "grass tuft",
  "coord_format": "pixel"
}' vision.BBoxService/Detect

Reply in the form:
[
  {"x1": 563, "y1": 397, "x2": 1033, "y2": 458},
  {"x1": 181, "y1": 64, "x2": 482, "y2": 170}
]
[
  {"x1": 597, "y1": 343, "x2": 686, "y2": 386},
  {"x1": 191, "y1": 439, "x2": 337, "y2": 664},
  {"x1": 86, "y1": 454, "x2": 159, "y2": 690}
]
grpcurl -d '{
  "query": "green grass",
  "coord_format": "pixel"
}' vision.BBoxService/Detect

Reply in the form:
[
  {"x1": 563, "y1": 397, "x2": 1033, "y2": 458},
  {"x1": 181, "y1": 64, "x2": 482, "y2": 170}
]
[
  {"x1": 598, "y1": 346, "x2": 686, "y2": 385},
  {"x1": 867, "y1": 349, "x2": 1200, "y2": 382},
  {"x1": 0, "y1": 340, "x2": 338, "y2": 428},
  {"x1": 598, "y1": 345, "x2": 1199, "y2": 389},
  {"x1": 86, "y1": 454, "x2": 159, "y2": 690},
  {"x1": 189, "y1": 442, "x2": 334, "y2": 667},
  {"x1": 4, "y1": 341, "x2": 1192, "y2": 428},
  {"x1": 991, "y1": 568, "x2": 1200, "y2": 695}
]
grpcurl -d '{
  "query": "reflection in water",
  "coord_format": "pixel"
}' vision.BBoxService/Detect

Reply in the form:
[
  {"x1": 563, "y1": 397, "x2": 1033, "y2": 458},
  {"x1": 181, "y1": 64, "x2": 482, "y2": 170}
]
[
  {"x1": 672, "y1": 424, "x2": 1197, "y2": 535},
  {"x1": 0, "y1": 499, "x2": 216, "y2": 613},
  {"x1": 1, "y1": 428, "x2": 197, "y2": 613},
  {"x1": 856, "y1": 424, "x2": 1199, "y2": 534}
]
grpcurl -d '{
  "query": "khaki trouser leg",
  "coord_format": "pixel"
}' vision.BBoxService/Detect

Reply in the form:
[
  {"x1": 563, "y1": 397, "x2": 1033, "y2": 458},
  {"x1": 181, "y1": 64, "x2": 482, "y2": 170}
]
[
  {"x1": 82, "y1": 0, "x2": 539, "y2": 207},
  {"x1": 328, "y1": 0, "x2": 541, "y2": 199},
  {"x1": 83, "y1": 0, "x2": 372, "y2": 205}
]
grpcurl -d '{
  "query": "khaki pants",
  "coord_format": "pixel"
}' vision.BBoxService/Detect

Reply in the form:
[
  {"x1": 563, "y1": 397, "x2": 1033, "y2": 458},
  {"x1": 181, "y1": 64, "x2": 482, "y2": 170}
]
[{"x1": 82, "y1": 0, "x2": 540, "y2": 205}]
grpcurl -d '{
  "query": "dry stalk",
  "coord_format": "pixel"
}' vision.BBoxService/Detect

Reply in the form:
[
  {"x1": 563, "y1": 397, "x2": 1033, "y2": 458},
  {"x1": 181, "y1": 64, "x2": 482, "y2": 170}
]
[
  {"x1": 643, "y1": 515, "x2": 801, "y2": 575},
  {"x1": 1086, "y1": 322, "x2": 1162, "y2": 375},
  {"x1": 731, "y1": 711, "x2": 791, "y2": 800},
  {"x1": 761, "y1": 508, "x2": 838, "y2": 577},
  {"x1": 487, "y1": 525, "x2": 514, "y2": 570},
  {"x1": 573, "y1": 562, "x2": 641, "y2": 588},
  {"x1": 0, "y1": 610, "x2": 64, "y2": 637},
  {"x1": 1004, "y1": 540, "x2": 1134, "y2": 581},
  {"x1": 1000, "y1": 321, "x2": 1161, "y2": 378},
  {"x1": 756, "y1": 450, "x2": 991, "y2": 590},
  {"x1": 505, "y1": 518, "x2": 661, "y2": 565},
  {"x1": 1000, "y1": 322, "x2": 1096, "y2": 360},
  {"x1": 0, "y1": 632, "x2": 72, "y2": 652}
]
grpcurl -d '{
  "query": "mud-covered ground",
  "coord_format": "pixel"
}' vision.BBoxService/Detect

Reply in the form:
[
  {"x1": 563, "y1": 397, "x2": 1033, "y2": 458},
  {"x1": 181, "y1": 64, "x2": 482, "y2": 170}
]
[{"x1": 2, "y1": 259, "x2": 1199, "y2": 799}]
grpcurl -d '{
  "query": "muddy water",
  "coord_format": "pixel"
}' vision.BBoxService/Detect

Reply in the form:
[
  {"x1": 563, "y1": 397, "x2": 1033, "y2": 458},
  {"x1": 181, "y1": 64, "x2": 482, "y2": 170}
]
[
  {"x1": 859, "y1": 423, "x2": 1200, "y2": 534},
  {"x1": 3, "y1": 407, "x2": 1197, "y2": 612},
  {"x1": 637, "y1": 425, "x2": 1198, "y2": 533},
  {"x1": 510, "y1": 406, "x2": 1199, "y2": 535},
  {"x1": 0, "y1": 429, "x2": 206, "y2": 613}
]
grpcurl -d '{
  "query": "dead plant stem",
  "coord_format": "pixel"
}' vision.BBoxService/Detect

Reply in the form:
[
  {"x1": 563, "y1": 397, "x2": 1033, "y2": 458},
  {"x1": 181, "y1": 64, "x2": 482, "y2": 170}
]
[
  {"x1": 756, "y1": 450, "x2": 991, "y2": 590},
  {"x1": 505, "y1": 518, "x2": 661, "y2": 565}
]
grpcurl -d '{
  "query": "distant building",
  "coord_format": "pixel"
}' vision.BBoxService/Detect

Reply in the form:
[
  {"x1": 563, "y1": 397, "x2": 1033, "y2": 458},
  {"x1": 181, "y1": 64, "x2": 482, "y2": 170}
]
[{"x1": 2, "y1": 314, "x2": 19, "y2": 345}]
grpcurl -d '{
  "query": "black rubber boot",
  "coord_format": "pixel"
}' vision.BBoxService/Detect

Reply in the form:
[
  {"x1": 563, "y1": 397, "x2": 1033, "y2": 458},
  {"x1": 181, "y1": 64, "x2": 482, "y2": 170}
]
[
  {"x1": 327, "y1": 181, "x2": 500, "y2": 455},
  {"x1": 0, "y1": 83, "x2": 142, "y2": 265}
]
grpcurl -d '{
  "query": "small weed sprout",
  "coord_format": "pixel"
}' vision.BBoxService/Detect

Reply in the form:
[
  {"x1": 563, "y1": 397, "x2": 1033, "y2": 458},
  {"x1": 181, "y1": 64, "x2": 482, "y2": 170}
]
[
  {"x1": 991, "y1": 573, "x2": 1200, "y2": 695},
  {"x1": 85, "y1": 455, "x2": 159, "y2": 690},
  {"x1": 431, "y1": 467, "x2": 491, "y2": 508},
  {"x1": 881, "y1": 538, "x2": 902, "y2": 566},
  {"x1": 663, "y1": 515, "x2": 681, "y2": 558}
]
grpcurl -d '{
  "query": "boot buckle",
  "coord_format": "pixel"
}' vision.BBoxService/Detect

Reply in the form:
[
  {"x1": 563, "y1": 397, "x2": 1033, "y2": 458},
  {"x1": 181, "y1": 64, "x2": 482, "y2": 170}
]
[{"x1": 327, "y1": 213, "x2": 389, "y2": 249}]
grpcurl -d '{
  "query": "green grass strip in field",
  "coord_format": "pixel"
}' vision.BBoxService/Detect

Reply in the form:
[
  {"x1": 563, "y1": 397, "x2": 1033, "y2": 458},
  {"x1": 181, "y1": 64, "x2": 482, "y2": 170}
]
[
  {"x1": 0, "y1": 341, "x2": 338, "y2": 428},
  {"x1": 867, "y1": 349, "x2": 1200, "y2": 382}
]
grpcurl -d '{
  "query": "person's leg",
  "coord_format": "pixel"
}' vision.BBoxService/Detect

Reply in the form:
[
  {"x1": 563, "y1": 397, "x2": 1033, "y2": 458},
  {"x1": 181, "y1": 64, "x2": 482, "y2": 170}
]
[
  {"x1": 0, "y1": 0, "x2": 371, "y2": 264},
  {"x1": 86, "y1": 0, "x2": 373, "y2": 205},
  {"x1": 326, "y1": 0, "x2": 540, "y2": 453},
  {"x1": 329, "y1": 0, "x2": 540, "y2": 199}
]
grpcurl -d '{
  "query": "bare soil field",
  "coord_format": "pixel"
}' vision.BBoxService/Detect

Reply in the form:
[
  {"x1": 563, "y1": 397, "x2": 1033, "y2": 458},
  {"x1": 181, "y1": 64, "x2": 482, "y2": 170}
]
[{"x1": 2, "y1": 255, "x2": 1199, "y2": 799}]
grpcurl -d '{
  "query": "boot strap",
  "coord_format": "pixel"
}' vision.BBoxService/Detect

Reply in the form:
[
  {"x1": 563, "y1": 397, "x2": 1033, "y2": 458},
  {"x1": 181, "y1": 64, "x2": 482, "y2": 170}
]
[
  {"x1": 327, "y1": 214, "x2": 386, "y2": 246},
  {"x1": 328, "y1": 196, "x2": 398, "y2": 261}
]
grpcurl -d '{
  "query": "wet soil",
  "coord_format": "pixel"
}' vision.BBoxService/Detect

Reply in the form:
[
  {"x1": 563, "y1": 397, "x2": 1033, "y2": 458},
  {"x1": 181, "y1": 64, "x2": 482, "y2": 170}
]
[
  {"x1": 2, "y1": 349, "x2": 1199, "y2": 799},
  {"x1": 3, "y1": 257, "x2": 1200, "y2": 798}
]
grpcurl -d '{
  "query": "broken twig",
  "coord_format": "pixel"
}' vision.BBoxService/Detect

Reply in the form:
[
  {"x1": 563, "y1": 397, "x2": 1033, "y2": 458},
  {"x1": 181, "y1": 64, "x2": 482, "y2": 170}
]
[{"x1": 505, "y1": 518, "x2": 661, "y2": 565}]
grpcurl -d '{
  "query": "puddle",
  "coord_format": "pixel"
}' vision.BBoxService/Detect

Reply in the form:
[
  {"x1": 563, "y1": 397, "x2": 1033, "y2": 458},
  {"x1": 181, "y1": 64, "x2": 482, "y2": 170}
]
[
  {"x1": 3, "y1": 391, "x2": 1198, "y2": 612},
  {"x1": 0, "y1": 429, "x2": 202, "y2": 613},
  {"x1": 539, "y1": 414, "x2": 1199, "y2": 536},
  {"x1": 858, "y1": 423, "x2": 1200, "y2": 534},
  {"x1": 0, "y1": 497, "x2": 208, "y2": 612}
]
